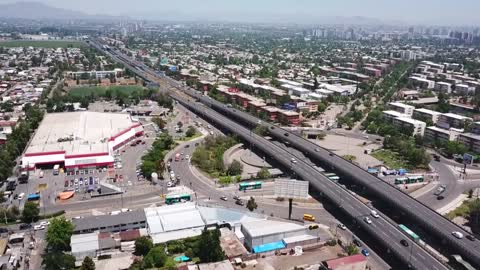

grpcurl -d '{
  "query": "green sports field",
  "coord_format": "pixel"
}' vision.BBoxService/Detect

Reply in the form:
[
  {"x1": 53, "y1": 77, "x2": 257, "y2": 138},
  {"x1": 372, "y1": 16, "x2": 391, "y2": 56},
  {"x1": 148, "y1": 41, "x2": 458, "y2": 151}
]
[
  {"x1": 0, "y1": 40, "x2": 85, "y2": 48},
  {"x1": 68, "y1": 85, "x2": 144, "y2": 97}
]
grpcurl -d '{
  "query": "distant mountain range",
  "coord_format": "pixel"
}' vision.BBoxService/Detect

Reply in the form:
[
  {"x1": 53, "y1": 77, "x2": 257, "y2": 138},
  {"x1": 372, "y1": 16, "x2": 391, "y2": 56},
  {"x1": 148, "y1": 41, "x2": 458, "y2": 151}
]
[
  {"x1": 0, "y1": 1, "x2": 126, "y2": 21},
  {"x1": 0, "y1": 1, "x2": 402, "y2": 26}
]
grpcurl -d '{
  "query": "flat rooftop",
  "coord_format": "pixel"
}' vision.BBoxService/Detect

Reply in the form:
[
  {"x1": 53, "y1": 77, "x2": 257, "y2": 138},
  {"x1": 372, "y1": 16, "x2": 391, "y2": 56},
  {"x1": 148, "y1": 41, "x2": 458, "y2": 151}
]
[
  {"x1": 26, "y1": 111, "x2": 135, "y2": 155},
  {"x1": 242, "y1": 219, "x2": 305, "y2": 238}
]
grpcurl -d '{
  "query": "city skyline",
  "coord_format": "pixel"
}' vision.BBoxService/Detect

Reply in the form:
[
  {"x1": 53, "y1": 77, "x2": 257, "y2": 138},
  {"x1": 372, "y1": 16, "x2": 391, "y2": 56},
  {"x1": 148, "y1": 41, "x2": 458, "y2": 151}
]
[{"x1": 0, "y1": 0, "x2": 479, "y2": 26}]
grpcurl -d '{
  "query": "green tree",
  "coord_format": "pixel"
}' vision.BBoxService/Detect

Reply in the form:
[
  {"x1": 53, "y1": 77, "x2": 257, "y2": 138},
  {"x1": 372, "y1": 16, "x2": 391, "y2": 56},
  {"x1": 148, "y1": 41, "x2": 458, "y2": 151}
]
[
  {"x1": 80, "y1": 256, "x2": 95, "y2": 270},
  {"x1": 468, "y1": 199, "x2": 480, "y2": 233},
  {"x1": 152, "y1": 117, "x2": 166, "y2": 130},
  {"x1": 317, "y1": 102, "x2": 327, "y2": 113},
  {"x1": 46, "y1": 217, "x2": 74, "y2": 252},
  {"x1": 253, "y1": 125, "x2": 269, "y2": 136},
  {"x1": 444, "y1": 141, "x2": 468, "y2": 157},
  {"x1": 227, "y1": 160, "x2": 243, "y2": 176},
  {"x1": 346, "y1": 243, "x2": 359, "y2": 255},
  {"x1": 185, "y1": 126, "x2": 196, "y2": 137},
  {"x1": 22, "y1": 201, "x2": 40, "y2": 223},
  {"x1": 134, "y1": 236, "x2": 153, "y2": 256},
  {"x1": 256, "y1": 167, "x2": 270, "y2": 179},
  {"x1": 246, "y1": 197, "x2": 258, "y2": 212},
  {"x1": 197, "y1": 228, "x2": 225, "y2": 263},
  {"x1": 42, "y1": 252, "x2": 76, "y2": 270},
  {"x1": 142, "y1": 246, "x2": 168, "y2": 268}
]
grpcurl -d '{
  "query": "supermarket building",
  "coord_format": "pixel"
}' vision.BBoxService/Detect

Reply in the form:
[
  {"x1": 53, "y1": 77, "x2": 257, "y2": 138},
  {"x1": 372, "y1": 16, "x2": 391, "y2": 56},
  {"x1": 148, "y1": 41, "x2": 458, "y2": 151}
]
[{"x1": 21, "y1": 111, "x2": 143, "y2": 170}]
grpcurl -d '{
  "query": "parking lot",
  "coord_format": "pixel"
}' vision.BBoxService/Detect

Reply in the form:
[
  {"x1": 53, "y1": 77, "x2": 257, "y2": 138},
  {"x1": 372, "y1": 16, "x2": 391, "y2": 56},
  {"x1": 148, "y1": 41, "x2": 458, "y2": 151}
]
[{"x1": 1, "y1": 121, "x2": 158, "y2": 213}]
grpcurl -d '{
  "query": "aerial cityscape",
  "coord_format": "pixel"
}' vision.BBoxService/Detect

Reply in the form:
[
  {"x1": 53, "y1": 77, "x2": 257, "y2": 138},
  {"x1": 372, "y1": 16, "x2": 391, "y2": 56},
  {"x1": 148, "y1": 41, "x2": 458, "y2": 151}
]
[{"x1": 1, "y1": 1, "x2": 480, "y2": 270}]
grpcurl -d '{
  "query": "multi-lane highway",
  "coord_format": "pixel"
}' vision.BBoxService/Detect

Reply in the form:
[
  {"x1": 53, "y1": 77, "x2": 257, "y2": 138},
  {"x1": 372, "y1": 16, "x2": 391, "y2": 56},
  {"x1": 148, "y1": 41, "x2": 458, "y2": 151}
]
[
  {"x1": 88, "y1": 39, "x2": 454, "y2": 269},
  {"x1": 180, "y1": 87, "x2": 480, "y2": 267}
]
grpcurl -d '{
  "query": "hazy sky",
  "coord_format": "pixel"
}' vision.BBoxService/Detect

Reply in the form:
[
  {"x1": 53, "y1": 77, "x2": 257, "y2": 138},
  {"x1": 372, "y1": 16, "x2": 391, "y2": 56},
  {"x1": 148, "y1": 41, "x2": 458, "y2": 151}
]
[{"x1": 1, "y1": 0, "x2": 480, "y2": 25}]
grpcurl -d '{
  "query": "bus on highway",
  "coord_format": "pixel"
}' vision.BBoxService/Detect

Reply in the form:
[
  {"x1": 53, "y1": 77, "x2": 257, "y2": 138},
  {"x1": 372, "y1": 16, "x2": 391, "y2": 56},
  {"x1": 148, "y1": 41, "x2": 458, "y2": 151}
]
[
  {"x1": 324, "y1": 173, "x2": 340, "y2": 182},
  {"x1": 239, "y1": 181, "x2": 262, "y2": 191},
  {"x1": 165, "y1": 193, "x2": 191, "y2": 204},
  {"x1": 399, "y1": 224, "x2": 420, "y2": 242}
]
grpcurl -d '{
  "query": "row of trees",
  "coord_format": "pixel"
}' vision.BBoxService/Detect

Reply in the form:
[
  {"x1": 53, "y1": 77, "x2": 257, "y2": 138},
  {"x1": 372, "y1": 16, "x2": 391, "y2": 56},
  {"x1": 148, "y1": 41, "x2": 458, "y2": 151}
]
[
  {"x1": 141, "y1": 134, "x2": 174, "y2": 180},
  {"x1": 0, "y1": 104, "x2": 44, "y2": 183}
]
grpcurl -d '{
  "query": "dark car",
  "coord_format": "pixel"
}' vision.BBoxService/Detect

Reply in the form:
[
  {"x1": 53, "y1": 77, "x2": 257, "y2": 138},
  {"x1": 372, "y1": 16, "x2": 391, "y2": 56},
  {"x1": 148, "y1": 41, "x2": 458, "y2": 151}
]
[
  {"x1": 353, "y1": 239, "x2": 361, "y2": 247},
  {"x1": 437, "y1": 195, "x2": 445, "y2": 200},
  {"x1": 235, "y1": 200, "x2": 244, "y2": 206},
  {"x1": 19, "y1": 224, "x2": 32, "y2": 230},
  {"x1": 233, "y1": 195, "x2": 240, "y2": 201},
  {"x1": 284, "y1": 132, "x2": 289, "y2": 136},
  {"x1": 466, "y1": 235, "x2": 476, "y2": 241},
  {"x1": 0, "y1": 228, "x2": 8, "y2": 234},
  {"x1": 185, "y1": 145, "x2": 190, "y2": 148},
  {"x1": 64, "y1": 180, "x2": 69, "y2": 188},
  {"x1": 400, "y1": 239, "x2": 409, "y2": 247}
]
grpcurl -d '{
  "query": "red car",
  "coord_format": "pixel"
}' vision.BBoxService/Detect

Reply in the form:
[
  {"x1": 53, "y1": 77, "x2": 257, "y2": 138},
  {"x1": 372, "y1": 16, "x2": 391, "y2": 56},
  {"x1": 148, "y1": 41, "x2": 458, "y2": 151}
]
[{"x1": 141, "y1": 141, "x2": 146, "y2": 145}]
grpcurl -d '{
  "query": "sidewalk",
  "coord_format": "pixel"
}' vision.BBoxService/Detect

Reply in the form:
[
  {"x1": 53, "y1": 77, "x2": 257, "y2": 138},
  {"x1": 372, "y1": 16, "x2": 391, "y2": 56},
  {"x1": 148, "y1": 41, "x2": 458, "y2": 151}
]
[{"x1": 436, "y1": 194, "x2": 468, "y2": 214}]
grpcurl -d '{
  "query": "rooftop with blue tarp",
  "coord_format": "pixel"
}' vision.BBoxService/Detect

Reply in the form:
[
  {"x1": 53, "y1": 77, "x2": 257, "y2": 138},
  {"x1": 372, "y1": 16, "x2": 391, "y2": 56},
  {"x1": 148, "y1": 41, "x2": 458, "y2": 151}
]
[{"x1": 252, "y1": 241, "x2": 285, "y2": 253}]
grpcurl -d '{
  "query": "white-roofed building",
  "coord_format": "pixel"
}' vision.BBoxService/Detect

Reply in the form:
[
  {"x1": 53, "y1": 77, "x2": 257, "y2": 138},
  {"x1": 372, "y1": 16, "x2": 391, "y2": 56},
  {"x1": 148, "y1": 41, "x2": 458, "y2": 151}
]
[
  {"x1": 436, "y1": 113, "x2": 472, "y2": 130},
  {"x1": 413, "y1": 108, "x2": 442, "y2": 124},
  {"x1": 435, "y1": 82, "x2": 453, "y2": 93},
  {"x1": 21, "y1": 111, "x2": 143, "y2": 170},
  {"x1": 389, "y1": 102, "x2": 415, "y2": 116},
  {"x1": 145, "y1": 203, "x2": 266, "y2": 244},
  {"x1": 455, "y1": 84, "x2": 475, "y2": 95},
  {"x1": 409, "y1": 76, "x2": 435, "y2": 89},
  {"x1": 383, "y1": 110, "x2": 407, "y2": 122},
  {"x1": 392, "y1": 117, "x2": 426, "y2": 136},
  {"x1": 240, "y1": 219, "x2": 328, "y2": 252},
  {"x1": 71, "y1": 232, "x2": 99, "y2": 260},
  {"x1": 425, "y1": 126, "x2": 460, "y2": 143}
]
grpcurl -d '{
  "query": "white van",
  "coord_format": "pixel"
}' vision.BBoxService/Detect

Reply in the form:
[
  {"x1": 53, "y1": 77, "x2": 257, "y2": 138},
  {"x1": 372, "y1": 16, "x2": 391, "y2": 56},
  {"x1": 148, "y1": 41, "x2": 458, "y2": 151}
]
[{"x1": 17, "y1": 193, "x2": 25, "y2": 200}]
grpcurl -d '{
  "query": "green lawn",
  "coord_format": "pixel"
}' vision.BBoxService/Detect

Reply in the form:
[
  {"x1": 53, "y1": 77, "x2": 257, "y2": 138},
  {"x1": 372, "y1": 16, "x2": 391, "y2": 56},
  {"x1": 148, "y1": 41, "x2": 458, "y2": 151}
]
[
  {"x1": 0, "y1": 40, "x2": 85, "y2": 48},
  {"x1": 68, "y1": 85, "x2": 144, "y2": 97},
  {"x1": 371, "y1": 149, "x2": 410, "y2": 169}
]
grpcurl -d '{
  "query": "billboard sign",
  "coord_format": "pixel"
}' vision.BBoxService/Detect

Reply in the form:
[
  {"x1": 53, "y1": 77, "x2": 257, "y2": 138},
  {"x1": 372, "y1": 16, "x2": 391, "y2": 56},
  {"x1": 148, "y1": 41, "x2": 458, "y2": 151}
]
[{"x1": 274, "y1": 179, "x2": 309, "y2": 199}]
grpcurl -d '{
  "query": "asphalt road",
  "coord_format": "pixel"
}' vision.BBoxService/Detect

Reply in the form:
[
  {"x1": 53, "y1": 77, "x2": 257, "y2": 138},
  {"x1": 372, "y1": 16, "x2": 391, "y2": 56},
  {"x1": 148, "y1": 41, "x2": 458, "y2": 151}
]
[
  {"x1": 89, "y1": 40, "x2": 447, "y2": 269},
  {"x1": 186, "y1": 89, "x2": 480, "y2": 268},
  {"x1": 163, "y1": 109, "x2": 390, "y2": 270},
  {"x1": 173, "y1": 93, "x2": 447, "y2": 270}
]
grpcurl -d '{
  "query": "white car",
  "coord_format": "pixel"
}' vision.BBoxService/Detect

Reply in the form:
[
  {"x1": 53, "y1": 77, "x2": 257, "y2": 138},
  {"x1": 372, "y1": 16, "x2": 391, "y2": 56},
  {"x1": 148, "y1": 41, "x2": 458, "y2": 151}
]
[
  {"x1": 338, "y1": 224, "x2": 347, "y2": 230},
  {"x1": 370, "y1": 210, "x2": 380, "y2": 218},
  {"x1": 364, "y1": 217, "x2": 372, "y2": 224},
  {"x1": 452, "y1": 231, "x2": 464, "y2": 239},
  {"x1": 18, "y1": 193, "x2": 25, "y2": 200},
  {"x1": 39, "y1": 221, "x2": 50, "y2": 226},
  {"x1": 185, "y1": 155, "x2": 190, "y2": 160},
  {"x1": 167, "y1": 181, "x2": 173, "y2": 187},
  {"x1": 34, "y1": 225, "x2": 45, "y2": 231},
  {"x1": 116, "y1": 163, "x2": 123, "y2": 169}
]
